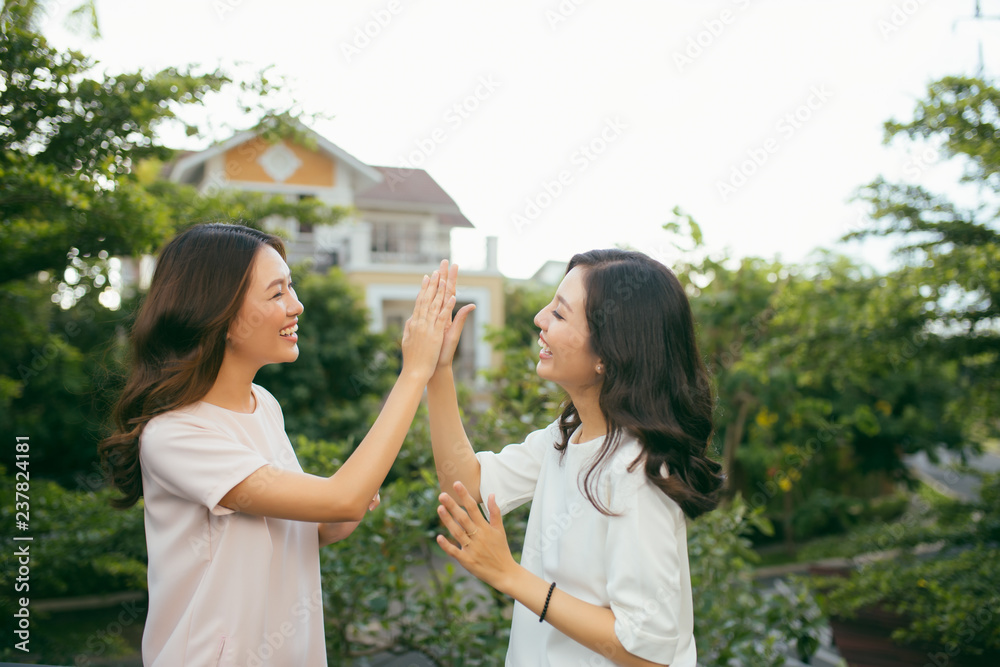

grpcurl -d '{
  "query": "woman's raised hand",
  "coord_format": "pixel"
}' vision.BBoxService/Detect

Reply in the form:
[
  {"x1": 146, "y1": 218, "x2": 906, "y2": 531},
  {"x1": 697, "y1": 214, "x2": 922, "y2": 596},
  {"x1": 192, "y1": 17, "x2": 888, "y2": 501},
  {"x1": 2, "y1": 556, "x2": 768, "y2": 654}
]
[
  {"x1": 401, "y1": 262, "x2": 456, "y2": 381},
  {"x1": 436, "y1": 261, "x2": 476, "y2": 373}
]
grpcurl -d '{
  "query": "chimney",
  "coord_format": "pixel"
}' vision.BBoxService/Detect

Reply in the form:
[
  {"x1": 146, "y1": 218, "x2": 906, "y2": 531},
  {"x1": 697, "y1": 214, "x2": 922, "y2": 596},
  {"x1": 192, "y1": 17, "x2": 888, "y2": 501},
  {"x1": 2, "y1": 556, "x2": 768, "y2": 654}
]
[{"x1": 486, "y1": 235, "x2": 498, "y2": 273}]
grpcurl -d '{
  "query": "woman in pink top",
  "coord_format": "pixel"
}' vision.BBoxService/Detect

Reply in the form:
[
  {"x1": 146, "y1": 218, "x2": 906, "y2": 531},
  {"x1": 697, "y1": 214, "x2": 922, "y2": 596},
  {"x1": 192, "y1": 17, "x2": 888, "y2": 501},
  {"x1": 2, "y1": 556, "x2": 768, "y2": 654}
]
[{"x1": 99, "y1": 222, "x2": 455, "y2": 666}]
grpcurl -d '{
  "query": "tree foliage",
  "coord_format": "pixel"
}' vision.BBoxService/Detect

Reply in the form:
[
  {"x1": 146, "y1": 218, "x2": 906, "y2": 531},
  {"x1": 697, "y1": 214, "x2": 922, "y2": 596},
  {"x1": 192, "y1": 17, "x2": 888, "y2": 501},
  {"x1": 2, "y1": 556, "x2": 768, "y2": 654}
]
[
  {"x1": 850, "y1": 76, "x2": 1000, "y2": 433},
  {"x1": 0, "y1": 2, "x2": 349, "y2": 482},
  {"x1": 664, "y1": 211, "x2": 967, "y2": 543}
]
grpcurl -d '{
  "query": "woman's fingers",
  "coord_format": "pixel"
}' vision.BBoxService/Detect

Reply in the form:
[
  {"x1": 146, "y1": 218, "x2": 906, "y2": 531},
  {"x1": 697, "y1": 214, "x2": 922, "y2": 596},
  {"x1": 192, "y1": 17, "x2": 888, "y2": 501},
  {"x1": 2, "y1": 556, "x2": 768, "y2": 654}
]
[
  {"x1": 444, "y1": 260, "x2": 458, "y2": 305},
  {"x1": 451, "y1": 481, "x2": 486, "y2": 523},
  {"x1": 412, "y1": 270, "x2": 440, "y2": 320},
  {"x1": 429, "y1": 275, "x2": 448, "y2": 322},
  {"x1": 438, "y1": 488, "x2": 480, "y2": 535},
  {"x1": 449, "y1": 304, "x2": 475, "y2": 336},
  {"x1": 436, "y1": 502, "x2": 470, "y2": 545},
  {"x1": 436, "y1": 534, "x2": 462, "y2": 558}
]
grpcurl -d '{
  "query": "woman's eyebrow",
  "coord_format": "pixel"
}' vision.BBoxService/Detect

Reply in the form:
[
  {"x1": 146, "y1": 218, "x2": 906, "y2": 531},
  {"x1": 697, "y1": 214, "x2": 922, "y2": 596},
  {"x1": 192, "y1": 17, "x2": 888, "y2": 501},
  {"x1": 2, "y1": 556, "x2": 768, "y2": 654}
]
[
  {"x1": 556, "y1": 295, "x2": 573, "y2": 312},
  {"x1": 264, "y1": 274, "x2": 291, "y2": 290}
]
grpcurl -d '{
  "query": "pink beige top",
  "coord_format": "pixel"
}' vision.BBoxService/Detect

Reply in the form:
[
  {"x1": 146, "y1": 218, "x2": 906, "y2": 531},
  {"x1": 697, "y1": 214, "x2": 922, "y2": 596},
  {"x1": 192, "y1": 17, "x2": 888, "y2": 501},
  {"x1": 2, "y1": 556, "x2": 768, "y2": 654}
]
[{"x1": 139, "y1": 384, "x2": 326, "y2": 666}]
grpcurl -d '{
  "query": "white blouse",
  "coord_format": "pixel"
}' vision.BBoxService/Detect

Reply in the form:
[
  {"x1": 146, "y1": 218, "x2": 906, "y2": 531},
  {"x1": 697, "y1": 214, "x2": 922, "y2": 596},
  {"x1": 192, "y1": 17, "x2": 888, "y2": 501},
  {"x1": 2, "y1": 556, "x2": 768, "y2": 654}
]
[{"x1": 477, "y1": 420, "x2": 696, "y2": 666}]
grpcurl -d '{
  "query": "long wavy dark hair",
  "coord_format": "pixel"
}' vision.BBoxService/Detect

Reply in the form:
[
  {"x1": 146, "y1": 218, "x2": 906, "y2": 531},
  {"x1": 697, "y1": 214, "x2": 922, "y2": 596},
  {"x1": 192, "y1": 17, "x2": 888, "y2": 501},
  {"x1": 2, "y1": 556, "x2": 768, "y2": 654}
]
[
  {"x1": 98, "y1": 223, "x2": 285, "y2": 508},
  {"x1": 555, "y1": 249, "x2": 723, "y2": 519}
]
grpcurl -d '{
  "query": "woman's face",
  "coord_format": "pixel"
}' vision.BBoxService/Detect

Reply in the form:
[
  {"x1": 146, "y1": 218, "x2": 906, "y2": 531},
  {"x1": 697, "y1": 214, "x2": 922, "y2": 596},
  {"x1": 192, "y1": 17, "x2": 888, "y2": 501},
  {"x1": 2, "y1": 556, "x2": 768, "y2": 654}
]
[
  {"x1": 227, "y1": 245, "x2": 303, "y2": 370},
  {"x1": 533, "y1": 266, "x2": 603, "y2": 394}
]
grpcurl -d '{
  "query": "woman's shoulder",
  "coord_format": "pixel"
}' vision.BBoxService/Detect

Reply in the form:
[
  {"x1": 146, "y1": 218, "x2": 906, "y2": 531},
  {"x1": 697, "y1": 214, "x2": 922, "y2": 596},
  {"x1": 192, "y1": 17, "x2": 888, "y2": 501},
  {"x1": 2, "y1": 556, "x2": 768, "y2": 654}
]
[
  {"x1": 251, "y1": 383, "x2": 285, "y2": 425},
  {"x1": 142, "y1": 403, "x2": 224, "y2": 444},
  {"x1": 606, "y1": 432, "x2": 687, "y2": 514},
  {"x1": 251, "y1": 383, "x2": 279, "y2": 407}
]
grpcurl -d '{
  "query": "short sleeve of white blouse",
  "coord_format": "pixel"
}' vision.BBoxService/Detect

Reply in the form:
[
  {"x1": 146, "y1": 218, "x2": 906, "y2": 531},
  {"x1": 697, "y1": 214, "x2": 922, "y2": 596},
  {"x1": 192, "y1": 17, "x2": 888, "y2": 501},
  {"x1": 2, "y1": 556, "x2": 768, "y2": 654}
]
[
  {"x1": 139, "y1": 384, "x2": 326, "y2": 667},
  {"x1": 476, "y1": 421, "x2": 697, "y2": 666}
]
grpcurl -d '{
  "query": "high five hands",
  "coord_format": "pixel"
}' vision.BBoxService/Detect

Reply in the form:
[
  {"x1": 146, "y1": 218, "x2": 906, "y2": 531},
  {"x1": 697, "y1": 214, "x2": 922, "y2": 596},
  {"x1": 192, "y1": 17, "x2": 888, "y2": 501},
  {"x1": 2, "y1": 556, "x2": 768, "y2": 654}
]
[
  {"x1": 400, "y1": 263, "x2": 455, "y2": 381},
  {"x1": 435, "y1": 260, "x2": 476, "y2": 374}
]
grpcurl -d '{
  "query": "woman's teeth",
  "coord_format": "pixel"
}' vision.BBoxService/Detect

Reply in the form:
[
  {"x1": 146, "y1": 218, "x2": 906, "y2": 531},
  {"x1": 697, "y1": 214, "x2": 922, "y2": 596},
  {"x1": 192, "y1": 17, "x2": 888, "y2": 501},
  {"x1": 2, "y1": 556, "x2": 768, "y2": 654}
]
[
  {"x1": 279, "y1": 324, "x2": 298, "y2": 337},
  {"x1": 538, "y1": 338, "x2": 550, "y2": 354}
]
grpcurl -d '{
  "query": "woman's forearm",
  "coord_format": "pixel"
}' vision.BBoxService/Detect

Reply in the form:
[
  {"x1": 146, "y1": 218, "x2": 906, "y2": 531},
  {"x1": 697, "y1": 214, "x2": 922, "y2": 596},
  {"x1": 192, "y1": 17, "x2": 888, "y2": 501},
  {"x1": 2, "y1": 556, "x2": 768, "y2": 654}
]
[
  {"x1": 318, "y1": 520, "x2": 361, "y2": 547},
  {"x1": 329, "y1": 369, "x2": 429, "y2": 514},
  {"x1": 501, "y1": 567, "x2": 668, "y2": 667},
  {"x1": 427, "y1": 369, "x2": 482, "y2": 503},
  {"x1": 222, "y1": 371, "x2": 428, "y2": 522}
]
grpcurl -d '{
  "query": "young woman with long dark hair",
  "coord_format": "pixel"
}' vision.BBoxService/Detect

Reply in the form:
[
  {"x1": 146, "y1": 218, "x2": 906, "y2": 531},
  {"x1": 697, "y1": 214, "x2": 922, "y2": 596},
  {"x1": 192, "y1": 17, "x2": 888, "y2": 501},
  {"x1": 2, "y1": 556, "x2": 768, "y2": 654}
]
[
  {"x1": 99, "y1": 222, "x2": 454, "y2": 666},
  {"x1": 429, "y1": 250, "x2": 723, "y2": 666}
]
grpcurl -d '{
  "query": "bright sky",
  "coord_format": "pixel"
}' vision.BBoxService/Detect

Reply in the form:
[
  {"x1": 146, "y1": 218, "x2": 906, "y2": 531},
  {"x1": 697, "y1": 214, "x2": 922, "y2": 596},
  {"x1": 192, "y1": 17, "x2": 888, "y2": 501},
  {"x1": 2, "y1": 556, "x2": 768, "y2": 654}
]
[{"x1": 41, "y1": 0, "x2": 999, "y2": 279}]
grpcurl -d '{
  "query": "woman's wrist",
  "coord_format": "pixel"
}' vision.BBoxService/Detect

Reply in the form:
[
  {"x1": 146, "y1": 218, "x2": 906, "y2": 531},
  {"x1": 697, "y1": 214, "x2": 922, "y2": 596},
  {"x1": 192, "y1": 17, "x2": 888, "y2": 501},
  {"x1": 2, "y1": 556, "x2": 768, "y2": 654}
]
[
  {"x1": 399, "y1": 363, "x2": 434, "y2": 384},
  {"x1": 494, "y1": 561, "x2": 530, "y2": 599},
  {"x1": 428, "y1": 365, "x2": 454, "y2": 388}
]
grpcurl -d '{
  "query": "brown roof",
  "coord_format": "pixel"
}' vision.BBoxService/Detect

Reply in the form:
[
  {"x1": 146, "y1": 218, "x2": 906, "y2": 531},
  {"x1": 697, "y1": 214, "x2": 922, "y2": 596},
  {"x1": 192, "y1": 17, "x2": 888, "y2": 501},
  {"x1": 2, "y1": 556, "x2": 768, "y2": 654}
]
[{"x1": 356, "y1": 167, "x2": 473, "y2": 228}]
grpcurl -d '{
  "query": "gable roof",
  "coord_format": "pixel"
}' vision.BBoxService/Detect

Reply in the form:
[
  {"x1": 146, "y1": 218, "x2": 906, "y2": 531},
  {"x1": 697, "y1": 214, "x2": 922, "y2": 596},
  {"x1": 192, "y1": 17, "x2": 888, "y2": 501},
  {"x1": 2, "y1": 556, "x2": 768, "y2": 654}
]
[
  {"x1": 356, "y1": 166, "x2": 472, "y2": 228},
  {"x1": 164, "y1": 121, "x2": 383, "y2": 190}
]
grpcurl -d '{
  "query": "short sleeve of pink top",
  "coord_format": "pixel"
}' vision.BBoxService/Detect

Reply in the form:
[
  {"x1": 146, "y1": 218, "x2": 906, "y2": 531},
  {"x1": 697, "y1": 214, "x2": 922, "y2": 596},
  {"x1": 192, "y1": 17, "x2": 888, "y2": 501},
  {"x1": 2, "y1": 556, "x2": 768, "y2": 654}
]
[
  {"x1": 476, "y1": 421, "x2": 697, "y2": 667},
  {"x1": 139, "y1": 384, "x2": 326, "y2": 667}
]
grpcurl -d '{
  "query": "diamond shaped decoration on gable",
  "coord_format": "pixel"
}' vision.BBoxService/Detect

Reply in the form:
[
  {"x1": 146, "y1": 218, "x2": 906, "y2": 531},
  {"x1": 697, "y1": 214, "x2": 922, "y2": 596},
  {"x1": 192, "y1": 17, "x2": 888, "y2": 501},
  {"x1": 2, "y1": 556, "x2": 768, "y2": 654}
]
[{"x1": 257, "y1": 142, "x2": 303, "y2": 182}]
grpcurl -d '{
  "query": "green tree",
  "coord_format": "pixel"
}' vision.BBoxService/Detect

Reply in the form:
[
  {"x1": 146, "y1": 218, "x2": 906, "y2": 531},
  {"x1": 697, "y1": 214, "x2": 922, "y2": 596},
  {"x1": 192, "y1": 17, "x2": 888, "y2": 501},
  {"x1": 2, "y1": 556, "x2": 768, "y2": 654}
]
[
  {"x1": 850, "y1": 75, "x2": 1000, "y2": 441},
  {"x1": 0, "y1": 3, "x2": 347, "y2": 481},
  {"x1": 663, "y1": 211, "x2": 965, "y2": 545}
]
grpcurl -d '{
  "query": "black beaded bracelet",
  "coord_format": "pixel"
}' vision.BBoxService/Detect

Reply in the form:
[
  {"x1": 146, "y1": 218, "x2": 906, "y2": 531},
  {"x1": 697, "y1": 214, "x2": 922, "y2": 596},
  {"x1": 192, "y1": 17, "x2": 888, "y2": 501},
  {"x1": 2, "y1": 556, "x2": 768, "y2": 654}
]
[{"x1": 539, "y1": 581, "x2": 557, "y2": 623}]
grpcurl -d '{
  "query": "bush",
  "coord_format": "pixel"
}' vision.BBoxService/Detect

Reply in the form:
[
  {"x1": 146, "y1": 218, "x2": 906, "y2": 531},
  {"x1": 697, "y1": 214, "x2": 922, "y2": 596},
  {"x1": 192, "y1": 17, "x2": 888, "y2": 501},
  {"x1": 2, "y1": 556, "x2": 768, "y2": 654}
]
[
  {"x1": 689, "y1": 495, "x2": 826, "y2": 665},
  {"x1": 0, "y1": 467, "x2": 146, "y2": 602},
  {"x1": 297, "y1": 436, "x2": 513, "y2": 665},
  {"x1": 813, "y1": 472, "x2": 1000, "y2": 657}
]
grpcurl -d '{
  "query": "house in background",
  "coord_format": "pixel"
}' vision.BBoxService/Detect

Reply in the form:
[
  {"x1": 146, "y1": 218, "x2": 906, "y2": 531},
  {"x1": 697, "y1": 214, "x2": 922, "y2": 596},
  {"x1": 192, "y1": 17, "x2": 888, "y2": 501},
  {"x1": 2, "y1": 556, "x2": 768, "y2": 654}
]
[{"x1": 163, "y1": 124, "x2": 504, "y2": 383}]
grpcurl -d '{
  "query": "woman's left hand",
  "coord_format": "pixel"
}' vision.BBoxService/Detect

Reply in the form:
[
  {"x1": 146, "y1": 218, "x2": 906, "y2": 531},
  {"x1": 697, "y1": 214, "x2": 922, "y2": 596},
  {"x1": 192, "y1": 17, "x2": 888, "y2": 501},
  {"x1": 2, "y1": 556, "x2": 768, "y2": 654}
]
[{"x1": 436, "y1": 482, "x2": 519, "y2": 593}]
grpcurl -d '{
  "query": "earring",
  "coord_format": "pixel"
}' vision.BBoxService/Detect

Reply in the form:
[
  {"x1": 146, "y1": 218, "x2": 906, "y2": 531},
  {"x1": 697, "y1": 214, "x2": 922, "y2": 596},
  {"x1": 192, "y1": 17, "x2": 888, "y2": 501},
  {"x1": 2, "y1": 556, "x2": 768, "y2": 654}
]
[{"x1": 596, "y1": 364, "x2": 603, "y2": 374}]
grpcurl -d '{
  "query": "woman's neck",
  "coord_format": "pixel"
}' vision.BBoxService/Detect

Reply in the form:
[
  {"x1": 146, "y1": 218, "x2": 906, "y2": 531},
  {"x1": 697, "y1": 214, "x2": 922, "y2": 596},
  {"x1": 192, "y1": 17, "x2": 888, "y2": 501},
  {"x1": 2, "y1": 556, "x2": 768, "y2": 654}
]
[
  {"x1": 569, "y1": 387, "x2": 606, "y2": 443},
  {"x1": 202, "y1": 358, "x2": 258, "y2": 413}
]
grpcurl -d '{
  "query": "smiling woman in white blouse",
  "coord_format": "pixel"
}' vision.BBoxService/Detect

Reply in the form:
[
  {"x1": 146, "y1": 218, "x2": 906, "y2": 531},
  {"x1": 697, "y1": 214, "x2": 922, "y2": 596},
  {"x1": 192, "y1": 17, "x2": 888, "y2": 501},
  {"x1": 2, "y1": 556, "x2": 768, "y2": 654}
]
[{"x1": 428, "y1": 250, "x2": 724, "y2": 666}]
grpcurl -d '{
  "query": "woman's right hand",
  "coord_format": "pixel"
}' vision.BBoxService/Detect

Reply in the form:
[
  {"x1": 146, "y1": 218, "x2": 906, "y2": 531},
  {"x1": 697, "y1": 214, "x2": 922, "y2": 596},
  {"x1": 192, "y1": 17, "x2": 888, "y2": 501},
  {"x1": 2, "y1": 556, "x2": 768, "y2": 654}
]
[
  {"x1": 401, "y1": 264, "x2": 455, "y2": 381},
  {"x1": 435, "y1": 261, "x2": 476, "y2": 374}
]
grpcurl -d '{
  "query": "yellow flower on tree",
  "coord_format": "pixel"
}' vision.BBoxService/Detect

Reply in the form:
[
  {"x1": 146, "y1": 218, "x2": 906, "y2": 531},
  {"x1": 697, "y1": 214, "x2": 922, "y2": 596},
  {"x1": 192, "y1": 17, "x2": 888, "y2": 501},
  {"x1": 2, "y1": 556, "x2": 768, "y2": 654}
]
[{"x1": 756, "y1": 408, "x2": 779, "y2": 428}]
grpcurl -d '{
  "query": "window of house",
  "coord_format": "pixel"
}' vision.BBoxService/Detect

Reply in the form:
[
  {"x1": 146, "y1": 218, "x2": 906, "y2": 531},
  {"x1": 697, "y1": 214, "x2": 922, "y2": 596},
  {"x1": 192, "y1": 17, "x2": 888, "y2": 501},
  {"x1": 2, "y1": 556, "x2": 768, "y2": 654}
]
[{"x1": 370, "y1": 220, "x2": 422, "y2": 262}]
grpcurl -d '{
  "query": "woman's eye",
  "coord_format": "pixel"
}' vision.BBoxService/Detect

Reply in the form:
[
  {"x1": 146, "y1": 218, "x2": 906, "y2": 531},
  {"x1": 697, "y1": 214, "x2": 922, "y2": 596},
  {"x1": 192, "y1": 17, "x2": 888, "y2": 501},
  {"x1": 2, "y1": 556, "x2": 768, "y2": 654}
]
[
  {"x1": 273, "y1": 282, "x2": 294, "y2": 299},
  {"x1": 553, "y1": 310, "x2": 564, "y2": 320}
]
